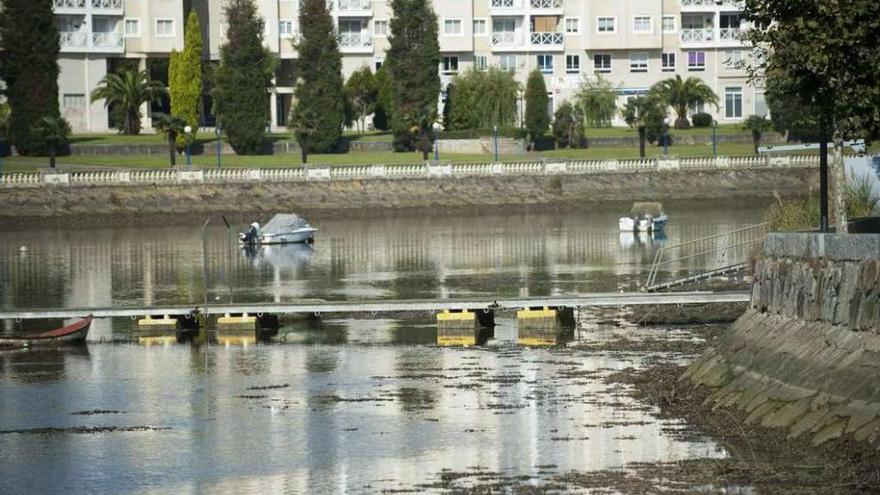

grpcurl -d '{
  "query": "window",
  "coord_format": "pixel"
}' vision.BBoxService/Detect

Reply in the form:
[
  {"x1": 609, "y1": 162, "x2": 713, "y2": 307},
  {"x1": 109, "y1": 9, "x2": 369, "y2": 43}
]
[
  {"x1": 593, "y1": 53, "x2": 611, "y2": 73},
  {"x1": 566, "y1": 54, "x2": 580, "y2": 74},
  {"x1": 723, "y1": 49, "x2": 743, "y2": 67},
  {"x1": 596, "y1": 17, "x2": 616, "y2": 34},
  {"x1": 662, "y1": 15, "x2": 676, "y2": 33},
  {"x1": 725, "y1": 86, "x2": 743, "y2": 118},
  {"x1": 565, "y1": 18, "x2": 580, "y2": 34},
  {"x1": 687, "y1": 51, "x2": 706, "y2": 71},
  {"x1": 124, "y1": 19, "x2": 140, "y2": 37},
  {"x1": 443, "y1": 19, "x2": 462, "y2": 35},
  {"x1": 475, "y1": 55, "x2": 488, "y2": 71},
  {"x1": 155, "y1": 19, "x2": 174, "y2": 37},
  {"x1": 499, "y1": 54, "x2": 517, "y2": 72},
  {"x1": 473, "y1": 19, "x2": 486, "y2": 35},
  {"x1": 279, "y1": 20, "x2": 294, "y2": 37},
  {"x1": 755, "y1": 92, "x2": 769, "y2": 117},
  {"x1": 442, "y1": 56, "x2": 459, "y2": 74},
  {"x1": 630, "y1": 52, "x2": 648, "y2": 72},
  {"x1": 633, "y1": 16, "x2": 652, "y2": 33},
  {"x1": 63, "y1": 94, "x2": 86, "y2": 108},
  {"x1": 374, "y1": 20, "x2": 388, "y2": 36},
  {"x1": 662, "y1": 53, "x2": 676, "y2": 72},
  {"x1": 537, "y1": 54, "x2": 554, "y2": 74}
]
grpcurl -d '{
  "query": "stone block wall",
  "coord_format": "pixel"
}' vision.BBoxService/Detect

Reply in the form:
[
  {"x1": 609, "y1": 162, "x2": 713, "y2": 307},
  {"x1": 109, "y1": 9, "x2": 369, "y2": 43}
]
[{"x1": 687, "y1": 233, "x2": 880, "y2": 445}]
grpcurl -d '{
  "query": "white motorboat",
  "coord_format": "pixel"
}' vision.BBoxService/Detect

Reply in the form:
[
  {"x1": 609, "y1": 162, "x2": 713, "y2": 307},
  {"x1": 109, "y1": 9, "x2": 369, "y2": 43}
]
[
  {"x1": 618, "y1": 202, "x2": 668, "y2": 233},
  {"x1": 239, "y1": 214, "x2": 318, "y2": 245}
]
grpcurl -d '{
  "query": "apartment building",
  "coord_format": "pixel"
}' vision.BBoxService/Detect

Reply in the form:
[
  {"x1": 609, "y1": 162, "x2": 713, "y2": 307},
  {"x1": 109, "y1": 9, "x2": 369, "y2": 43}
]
[{"x1": 46, "y1": 0, "x2": 763, "y2": 133}]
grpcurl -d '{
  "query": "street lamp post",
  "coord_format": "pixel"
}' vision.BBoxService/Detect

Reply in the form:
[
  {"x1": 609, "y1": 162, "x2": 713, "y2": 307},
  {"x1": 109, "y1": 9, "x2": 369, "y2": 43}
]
[
  {"x1": 662, "y1": 118, "x2": 670, "y2": 156},
  {"x1": 493, "y1": 125, "x2": 499, "y2": 162},
  {"x1": 432, "y1": 122, "x2": 441, "y2": 161},
  {"x1": 215, "y1": 126, "x2": 222, "y2": 169},
  {"x1": 712, "y1": 120, "x2": 718, "y2": 158},
  {"x1": 184, "y1": 125, "x2": 193, "y2": 167}
]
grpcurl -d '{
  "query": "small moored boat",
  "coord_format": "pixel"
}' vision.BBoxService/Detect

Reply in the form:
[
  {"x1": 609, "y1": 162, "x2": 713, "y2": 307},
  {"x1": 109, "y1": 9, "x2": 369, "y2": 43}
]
[
  {"x1": 618, "y1": 202, "x2": 668, "y2": 233},
  {"x1": 0, "y1": 316, "x2": 92, "y2": 346},
  {"x1": 239, "y1": 214, "x2": 318, "y2": 245}
]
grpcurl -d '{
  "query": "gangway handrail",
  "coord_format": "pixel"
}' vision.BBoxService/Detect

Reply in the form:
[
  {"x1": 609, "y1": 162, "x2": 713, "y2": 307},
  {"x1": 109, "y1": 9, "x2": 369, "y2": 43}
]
[{"x1": 645, "y1": 222, "x2": 768, "y2": 290}]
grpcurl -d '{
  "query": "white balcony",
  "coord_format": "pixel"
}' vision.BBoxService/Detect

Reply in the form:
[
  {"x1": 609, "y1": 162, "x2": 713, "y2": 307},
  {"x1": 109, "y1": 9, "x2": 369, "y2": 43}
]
[
  {"x1": 490, "y1": 0, "x2": 524, "y2": 15},
  {"x1": 530, "y1": 0, "x2": 562, "y2": 9},
  {"x1": 91, "y1": 0, "x2": 123, "y2": 14},
  {"x1": 53, "y1": 0, "x2": 86, "y2": 13},
  {"x1": 530, "y1": 31, "x2": 563, "y2": 48},
  {"x1": 681, "y1": 0, "x2": 743, "y2": 10},
  {"x1": 334, "y1": 0, "x2": 371, "y2": 16},
  {"x1": 719, "y1": 27, "x2": 743, "y2": 41},
  {"x1": 337, "y1": 32, "x2": 372, "y2": 53},
  {"x1": 491, "y1": 31, "x2": 521, "y2": 50},
  {"x1": 681, "y1": 28, "x2": 714, "y2": 43},
  {"x1": 60, "y1": 31, "x2": 88, "y2": 49},
  {"x1": 92, "y1": 32, "x2": 123, "y2": 50}
]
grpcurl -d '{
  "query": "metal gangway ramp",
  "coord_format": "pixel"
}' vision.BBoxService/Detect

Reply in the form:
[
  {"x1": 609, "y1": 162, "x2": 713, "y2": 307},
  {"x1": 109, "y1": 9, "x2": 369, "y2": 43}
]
[{"x1": 644, "y1": 223, "x2": 769, "y2": 292}]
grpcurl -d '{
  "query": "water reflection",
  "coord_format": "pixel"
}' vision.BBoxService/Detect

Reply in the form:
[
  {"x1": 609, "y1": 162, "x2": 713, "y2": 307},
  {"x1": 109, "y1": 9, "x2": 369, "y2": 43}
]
[{"x1": 1, "y1": 207, "x2": 765, "y2": 331}]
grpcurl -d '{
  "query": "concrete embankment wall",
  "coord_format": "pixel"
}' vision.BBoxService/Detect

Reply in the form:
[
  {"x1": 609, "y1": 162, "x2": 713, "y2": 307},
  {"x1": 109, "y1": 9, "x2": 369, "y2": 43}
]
[
  {"x1": 687, "y1": 233, "x2": 880, "y2": 445},
  {"x1": 0, "y1": 167, "x2": 816, "y2": 225}
]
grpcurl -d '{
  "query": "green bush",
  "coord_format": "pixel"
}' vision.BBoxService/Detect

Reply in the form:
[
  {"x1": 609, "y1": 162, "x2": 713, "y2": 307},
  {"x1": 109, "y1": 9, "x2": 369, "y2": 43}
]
[
  {"x1": 766, "y1": 175, "x2": 880, "y2": 231},
  {"x1": 691, "y1": 112, "x2": 713, "y2": 127}
]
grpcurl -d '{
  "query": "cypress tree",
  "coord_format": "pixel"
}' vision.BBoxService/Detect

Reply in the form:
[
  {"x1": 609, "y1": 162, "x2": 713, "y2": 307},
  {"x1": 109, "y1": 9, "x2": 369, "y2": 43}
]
[
  {"x1": 213, "y1": 0, "x2": 275, "y2": 155},
  {"x1": 386, "y1": 0, "x2": 441, "y2": 157},
  {"x1": 524, "y1": 69, "x2": 550, "y2": 150},
  {"x1": 169, "y1": 11, "x2": 203, "y2": 150},
  {"x1": 290, "y1": 0, "x2": 344, "y2": 161},
  {"x1": 372, "y1": 66, "x2": 392, "y2": 131},
  {"x1": 0, "y1": 0, "x2": 61, "y2": 155}
]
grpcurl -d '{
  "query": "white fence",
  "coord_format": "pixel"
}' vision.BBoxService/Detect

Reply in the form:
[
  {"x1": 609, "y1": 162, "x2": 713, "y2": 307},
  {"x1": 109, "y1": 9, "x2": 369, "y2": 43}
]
[{"x1": 0, "y1": 155, "x2": 821, "y2": 189}]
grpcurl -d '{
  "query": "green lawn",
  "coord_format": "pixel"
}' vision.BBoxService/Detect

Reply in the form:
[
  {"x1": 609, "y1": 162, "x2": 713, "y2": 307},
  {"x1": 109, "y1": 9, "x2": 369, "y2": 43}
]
[
  {"x1": 66, "y1": 124, "x2": 746, "y2": 146},
  {"x1": 2, "y1": 142, "x2": 800, "y2": 172}
]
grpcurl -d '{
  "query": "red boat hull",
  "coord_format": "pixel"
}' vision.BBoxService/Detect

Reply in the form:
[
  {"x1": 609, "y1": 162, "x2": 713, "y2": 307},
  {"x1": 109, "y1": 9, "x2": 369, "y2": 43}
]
[{"x1": 0, "y1": 317, "x2": 92, "y2": 346}]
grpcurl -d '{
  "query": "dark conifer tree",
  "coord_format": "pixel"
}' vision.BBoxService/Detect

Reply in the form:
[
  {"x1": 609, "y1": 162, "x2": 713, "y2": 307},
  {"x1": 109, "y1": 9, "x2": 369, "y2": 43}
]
[
  {"x1": 524, "y1": 69, "x2": 550, "y2": 150},
  {"x1": 385, "y1": 0, "x2": 441, "y2": 158},
  {"x1": 0, "y1": 0, "x2": 61, "y2": 155},
  {"x1": 213, "y1": 0, "x2": 275, "y2": 154},
  {"x1": 290, "y1": 0, "x2": 345, "y2": 162}
]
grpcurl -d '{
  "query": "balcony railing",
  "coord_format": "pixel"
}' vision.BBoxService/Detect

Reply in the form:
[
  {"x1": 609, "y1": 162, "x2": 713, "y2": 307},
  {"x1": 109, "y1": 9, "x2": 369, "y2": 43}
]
[
  {"x1": 719, "y1": 27, "x2": 743, "y2": 41},
  {"x1": 681, "y1": 28, "x2": 714, "y2": 42},
  {"x1": 337, "y1": 32, "x2": 372, "y2": 48},
  {"x1": 92, "y1": 32, "x2": 123, "y2": 48},
  {"x1": 60, "y1": 31, "x2": 88, "y2": 47},
  {"x1": 54, "y1": 0, "x2": 86, "y2": 8},
  {"x1": 491, "y1": 0, "x2": 521, "y2": 8},
  {"x1": 491, "y1": 32, "x2": 519, "y2": 46},
  {"x1": 91, "y1": 0, "x2": 123, "y2": 9},
  {"x1": 530, "y1": 0, "x2": 562, "y2": 8},
  {"x1": 335, "y1": 0, "x2": 371, "y2": 11},
  {"x1": 530, "y1": 31, "x2": 563, "y2": 45},
  {"x1": 681, "y1": 0, "x2": 742, "y2": 7}
]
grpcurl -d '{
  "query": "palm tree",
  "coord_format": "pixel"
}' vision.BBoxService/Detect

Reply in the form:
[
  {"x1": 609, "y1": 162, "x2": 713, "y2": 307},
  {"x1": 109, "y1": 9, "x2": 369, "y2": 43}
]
[
  {"x1": 650, "y1": 75, "x2": 719, "y2": 129},
  {"x1": 742, "y1": 115, "x2": 772, "y2": 155},
  {"x1": 90, "y1": 70, "x2": 168, "y2": 135},
  {"x1": 32, "y1": 116, "x2": 72, "y2": 169},
  {"x1": 152, "y1": 113, "x2": 188, "y2": 167},
  {"x1": 622, "y1": 96, "x2": 663, "y2": 158}
]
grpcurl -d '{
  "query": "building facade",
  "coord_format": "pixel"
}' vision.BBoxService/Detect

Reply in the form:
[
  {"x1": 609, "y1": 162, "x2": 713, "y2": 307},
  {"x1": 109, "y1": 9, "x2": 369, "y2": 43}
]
[{"x1": 47, "y1": 0, "x2": 764, "y2": 133}]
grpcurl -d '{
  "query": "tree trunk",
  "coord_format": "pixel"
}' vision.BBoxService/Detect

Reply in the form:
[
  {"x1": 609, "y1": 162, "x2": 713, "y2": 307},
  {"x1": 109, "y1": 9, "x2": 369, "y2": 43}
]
[
  {"x1": 168, "y1": 133, "x2": 177, "y2": 167},
  {"x1": 752, "y1": 131, "x2": 760, "y2": 155},
  {"x1": 49, "y1": 145, "x2": 56, "y2": 169},
  {"x1": 831, "y1": 134, "x2": 848, "y2": 233},
  {"x1": 638, "y1": 126, "x2": 646, "y2": 158},
  {"x1": 420, "y1": 127, "x2": 430, "y2": 161},
  {"x1": 819, "y1": 125, "x2": 829, "y2": 232},
  {"x1": 300, "y1": 142, "x2": 308, "y2": 164}
]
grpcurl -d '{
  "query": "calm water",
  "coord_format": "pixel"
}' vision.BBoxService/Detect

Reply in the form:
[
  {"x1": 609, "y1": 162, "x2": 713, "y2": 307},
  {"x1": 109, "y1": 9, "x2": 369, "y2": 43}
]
[{"x1": 0, "y1": 205, "x2": 763, "y2": 493}]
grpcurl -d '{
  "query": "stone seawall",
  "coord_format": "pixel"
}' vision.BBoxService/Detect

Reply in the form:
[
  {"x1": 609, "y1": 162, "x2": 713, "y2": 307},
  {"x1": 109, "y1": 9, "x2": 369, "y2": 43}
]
[
  {"x1": 686, "y1": 233, "x2": 880, "y2": 445},
  {"x1": 0, "y1": 167, "x2": 816, "y2": 225}
]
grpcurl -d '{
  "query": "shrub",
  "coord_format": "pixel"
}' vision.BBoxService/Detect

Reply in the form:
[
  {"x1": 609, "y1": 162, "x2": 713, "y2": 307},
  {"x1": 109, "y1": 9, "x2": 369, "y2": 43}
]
[
  {"x1": 524, "y1": 69, "x2": 550, "y2": 148},
  {"x1": 691, "y1": 112, "x2": 713, "y2": 127}
]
